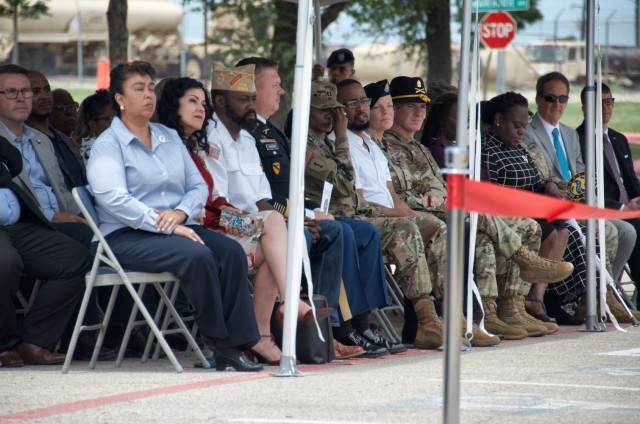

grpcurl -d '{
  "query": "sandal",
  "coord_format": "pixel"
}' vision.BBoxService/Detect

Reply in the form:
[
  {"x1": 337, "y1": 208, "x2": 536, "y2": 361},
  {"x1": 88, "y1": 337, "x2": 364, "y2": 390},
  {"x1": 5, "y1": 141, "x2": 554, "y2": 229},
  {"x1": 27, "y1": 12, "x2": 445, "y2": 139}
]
[{"x1": 525, "y1": 298, "x2": 557, "y2": 323}]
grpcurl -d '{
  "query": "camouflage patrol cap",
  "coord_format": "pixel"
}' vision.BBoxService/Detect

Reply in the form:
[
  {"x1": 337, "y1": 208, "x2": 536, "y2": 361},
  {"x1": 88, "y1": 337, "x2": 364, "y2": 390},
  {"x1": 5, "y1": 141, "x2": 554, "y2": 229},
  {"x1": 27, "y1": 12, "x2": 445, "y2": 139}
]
[
  {"x1": 327, "y1": 48, "x2": 355, "y2": 67},
  {"x1": 311, "y1": 81, "x2": 344, "y2": 109},
  {"x1": 389, "y1": 76, "x2": 431, "y2": 104},
  {"x1": 363, "y1": 79, "x2": 390, "y2": 108},
  {"x1": 212, "y1": 64, "x2": 256, "y2": 93}
]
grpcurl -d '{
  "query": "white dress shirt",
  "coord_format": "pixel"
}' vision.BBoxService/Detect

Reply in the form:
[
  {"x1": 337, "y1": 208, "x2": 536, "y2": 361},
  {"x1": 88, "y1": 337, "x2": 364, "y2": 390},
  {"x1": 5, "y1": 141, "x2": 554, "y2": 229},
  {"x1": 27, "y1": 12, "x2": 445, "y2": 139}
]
[
  {"x1": 330, "y1": 129, "x2": 394, "y2": 208},
  {"x1": 206, "y1": 113, "x2": 272, "y2": 213}
]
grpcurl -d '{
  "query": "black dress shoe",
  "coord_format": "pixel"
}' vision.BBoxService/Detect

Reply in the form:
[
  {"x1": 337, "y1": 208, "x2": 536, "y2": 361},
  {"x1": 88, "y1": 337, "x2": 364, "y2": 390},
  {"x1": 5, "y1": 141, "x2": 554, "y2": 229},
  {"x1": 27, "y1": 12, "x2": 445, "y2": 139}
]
[
  {"x1": 339, "y1": 330, "x2": 388, "y2": 358},
  {"x1": 214, "y1": 347, "x2": 263, "y2": 372},
  {"x1": 360, "y1": 328, "x2": 407, "y2": 354}
]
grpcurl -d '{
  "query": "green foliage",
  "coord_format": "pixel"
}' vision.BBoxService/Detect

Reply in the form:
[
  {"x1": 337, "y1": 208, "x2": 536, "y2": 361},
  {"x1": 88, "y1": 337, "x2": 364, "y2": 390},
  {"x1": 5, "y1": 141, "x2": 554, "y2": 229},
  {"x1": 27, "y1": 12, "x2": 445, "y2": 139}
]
[
  {"x1": 0, "y1": 0, "x2": 49, "y2": 19},
  {"x1": 187, "y1": 0, "x2": 277, "y2": 67}
]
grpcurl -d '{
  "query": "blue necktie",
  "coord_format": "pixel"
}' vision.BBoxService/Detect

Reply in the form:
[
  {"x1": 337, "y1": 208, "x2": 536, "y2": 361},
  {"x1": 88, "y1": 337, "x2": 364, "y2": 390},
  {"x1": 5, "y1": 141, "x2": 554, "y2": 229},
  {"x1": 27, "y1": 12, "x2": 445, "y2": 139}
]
[{"x1": 552, "y1": 128, "x2": 571, "y2": 181}]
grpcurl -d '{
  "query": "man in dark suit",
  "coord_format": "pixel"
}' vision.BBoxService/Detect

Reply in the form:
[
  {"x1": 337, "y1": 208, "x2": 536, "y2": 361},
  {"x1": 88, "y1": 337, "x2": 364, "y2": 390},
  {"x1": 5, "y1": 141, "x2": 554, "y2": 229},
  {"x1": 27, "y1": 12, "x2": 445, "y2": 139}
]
[
  {"x1": 0, "y1": 136, "x2": 88, "y2": 367},
  {"x1": 523, "y1": 72, "x2": 637, "y2": 322},
  {"x1": 577, "y1": 83, "x2": 640, "y2": 307}
]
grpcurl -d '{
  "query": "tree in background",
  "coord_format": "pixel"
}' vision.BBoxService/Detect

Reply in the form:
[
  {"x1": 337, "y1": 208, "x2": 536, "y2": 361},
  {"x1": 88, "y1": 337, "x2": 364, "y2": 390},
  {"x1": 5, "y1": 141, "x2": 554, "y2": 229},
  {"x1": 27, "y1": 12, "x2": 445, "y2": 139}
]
[
  {"x1": 107, "y1": 0, "x2": 128, "y2": 67},
  {"x1": 0, "y1": 0, "x2": 49, "y2": 65},
  {"x1": 348, "y1": 0, "x2": 543, "y2": 85},
  {"x1": 198, "y1": 0, "x2": 346, "y2": 126}
]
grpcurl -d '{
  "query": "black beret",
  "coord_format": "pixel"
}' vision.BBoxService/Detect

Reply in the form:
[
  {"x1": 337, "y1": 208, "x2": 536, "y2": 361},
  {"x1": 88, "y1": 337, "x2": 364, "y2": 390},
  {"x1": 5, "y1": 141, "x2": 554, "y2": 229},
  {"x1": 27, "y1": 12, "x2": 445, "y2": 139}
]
[
  {"x1": 389, "y1": 76, "x2": 431, "y2": 104},
  {"x1": 327, "y1": 48, "x2": 355, "y2": 67},
  {"x1": 363, "y1": 79, "x2": 390, "y2": 108}
]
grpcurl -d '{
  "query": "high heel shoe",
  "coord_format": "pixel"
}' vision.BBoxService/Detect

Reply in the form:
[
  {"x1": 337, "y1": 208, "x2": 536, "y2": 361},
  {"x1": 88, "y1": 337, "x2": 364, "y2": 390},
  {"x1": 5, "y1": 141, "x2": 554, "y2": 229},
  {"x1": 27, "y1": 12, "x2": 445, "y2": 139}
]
[
  {"x1": 213, "y1": 346, "x2": 263, "y2": 372},
  {"x1": 524, "y1": 298, "x2": 557, "y2": 323},
  {"x1": 250, "y1": 335, "x2": 281, "y2": 366}
]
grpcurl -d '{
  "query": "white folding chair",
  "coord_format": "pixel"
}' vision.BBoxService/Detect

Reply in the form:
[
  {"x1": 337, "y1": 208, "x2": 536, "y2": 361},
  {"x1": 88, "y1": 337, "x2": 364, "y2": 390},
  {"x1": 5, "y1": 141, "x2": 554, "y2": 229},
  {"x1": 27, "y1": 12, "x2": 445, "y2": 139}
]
[{"x1": 61, "y1": 186, "x2": 210, "y2": 374}]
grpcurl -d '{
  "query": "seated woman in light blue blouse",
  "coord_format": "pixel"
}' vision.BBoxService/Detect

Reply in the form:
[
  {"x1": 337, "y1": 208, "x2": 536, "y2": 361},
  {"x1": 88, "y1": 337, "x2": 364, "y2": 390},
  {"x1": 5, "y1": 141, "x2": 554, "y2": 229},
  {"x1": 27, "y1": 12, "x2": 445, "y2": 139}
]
[{"x1": 86, "y1": 61, "x2": 262, "y2": 372}]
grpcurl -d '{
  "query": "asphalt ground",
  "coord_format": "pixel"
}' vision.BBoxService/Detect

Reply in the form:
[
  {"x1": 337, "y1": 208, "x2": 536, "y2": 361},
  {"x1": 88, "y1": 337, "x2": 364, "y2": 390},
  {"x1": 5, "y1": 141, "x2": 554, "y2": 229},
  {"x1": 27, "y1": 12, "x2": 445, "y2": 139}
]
[{"x1": 1, "y1": 323, "x2": 639, "y2": 424}]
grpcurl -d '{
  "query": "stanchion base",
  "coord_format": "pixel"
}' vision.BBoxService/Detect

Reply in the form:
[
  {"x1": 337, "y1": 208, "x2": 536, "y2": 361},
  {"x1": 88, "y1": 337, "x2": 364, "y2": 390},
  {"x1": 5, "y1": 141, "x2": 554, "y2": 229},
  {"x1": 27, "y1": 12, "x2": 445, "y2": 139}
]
[
  {"x1": 274, "y1": 356, "x2": 304, "y2": 377},
  {"x1": 578, "y1": 316, "x2": 606, "y2": 332}
]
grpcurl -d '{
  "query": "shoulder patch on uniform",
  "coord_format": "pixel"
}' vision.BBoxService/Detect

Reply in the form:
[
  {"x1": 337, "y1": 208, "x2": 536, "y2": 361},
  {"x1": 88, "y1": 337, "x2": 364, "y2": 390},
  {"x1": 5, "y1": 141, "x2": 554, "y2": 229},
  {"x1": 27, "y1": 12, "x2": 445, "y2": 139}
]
[
  {"x1": 273, "y1": 162, "x2": 281, "y2": 175},
  {"x1": 305, "y1": 151, "x2": 313, "y2": 166}
]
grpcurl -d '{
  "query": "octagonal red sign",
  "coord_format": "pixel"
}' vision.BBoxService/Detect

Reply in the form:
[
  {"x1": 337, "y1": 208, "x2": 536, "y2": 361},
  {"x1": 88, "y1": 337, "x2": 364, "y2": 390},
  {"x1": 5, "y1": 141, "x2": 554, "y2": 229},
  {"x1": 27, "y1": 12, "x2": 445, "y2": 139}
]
[{"x1": 480, "y1": 11, "x2": 516, "y2": 49}]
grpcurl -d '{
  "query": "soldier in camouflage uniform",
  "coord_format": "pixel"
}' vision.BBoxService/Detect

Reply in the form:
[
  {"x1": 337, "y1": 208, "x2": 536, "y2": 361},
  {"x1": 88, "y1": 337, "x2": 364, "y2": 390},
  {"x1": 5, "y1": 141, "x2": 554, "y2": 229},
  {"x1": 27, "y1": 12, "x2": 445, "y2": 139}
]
[
  {"x1": 305, "y1": 81, "x2": 458, "y2": 350},
  {"x1": 372, "y1": 77, "x2": 575, "y2": 338}
]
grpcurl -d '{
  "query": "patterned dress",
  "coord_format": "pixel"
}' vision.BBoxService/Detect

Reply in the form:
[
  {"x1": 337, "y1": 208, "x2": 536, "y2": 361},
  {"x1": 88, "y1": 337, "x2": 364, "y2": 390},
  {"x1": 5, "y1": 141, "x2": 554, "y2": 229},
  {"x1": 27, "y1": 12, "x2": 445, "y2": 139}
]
[{"x1": 481, "y1": 132, "x2": 588, "y2": 299}]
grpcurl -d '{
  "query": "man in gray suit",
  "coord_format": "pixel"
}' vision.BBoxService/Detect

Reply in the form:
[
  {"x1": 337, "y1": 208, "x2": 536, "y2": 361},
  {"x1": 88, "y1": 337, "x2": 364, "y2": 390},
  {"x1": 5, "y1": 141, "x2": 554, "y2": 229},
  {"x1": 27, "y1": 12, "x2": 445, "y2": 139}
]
[
  {"x1": 523, "y1": 71, "x2": 636, "y2": 319},
  {"x1": 0, "y1": 65, "x2": 88, "y2": 234}
]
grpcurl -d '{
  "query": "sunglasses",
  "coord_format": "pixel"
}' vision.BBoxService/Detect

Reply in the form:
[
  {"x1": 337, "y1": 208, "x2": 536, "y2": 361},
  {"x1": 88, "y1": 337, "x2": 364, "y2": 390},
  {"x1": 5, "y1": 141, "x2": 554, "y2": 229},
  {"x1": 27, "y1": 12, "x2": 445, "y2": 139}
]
[{"x1": 543, "y1": 94, "x2": 569, "y2": 104}]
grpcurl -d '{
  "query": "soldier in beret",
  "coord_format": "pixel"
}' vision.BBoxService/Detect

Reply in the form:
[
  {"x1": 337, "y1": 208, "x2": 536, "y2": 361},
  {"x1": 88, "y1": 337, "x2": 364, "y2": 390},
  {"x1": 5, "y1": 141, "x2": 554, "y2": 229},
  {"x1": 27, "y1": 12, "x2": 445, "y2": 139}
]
[{"x1": 312, "y1": 48, "x2": 356, "y2": 85}]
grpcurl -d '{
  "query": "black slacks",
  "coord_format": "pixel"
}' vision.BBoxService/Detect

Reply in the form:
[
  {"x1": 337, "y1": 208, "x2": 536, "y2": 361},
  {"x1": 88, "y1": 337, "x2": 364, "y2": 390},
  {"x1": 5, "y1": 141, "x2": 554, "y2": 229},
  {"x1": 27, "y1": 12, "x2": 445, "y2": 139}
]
[
  {"x1": 105, "y1": 225, "x2": 259, "y2": 350},
  {"x1": 0, "y1": 222, "x2": 88, "y2": 351}
]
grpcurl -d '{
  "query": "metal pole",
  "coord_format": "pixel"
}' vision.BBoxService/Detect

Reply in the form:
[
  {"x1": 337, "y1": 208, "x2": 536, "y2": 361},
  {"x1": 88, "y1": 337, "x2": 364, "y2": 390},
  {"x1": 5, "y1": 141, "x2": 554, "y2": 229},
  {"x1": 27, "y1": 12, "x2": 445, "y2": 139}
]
[
  {"x1": 604, "y1": 10, "x2": 616, "y2": 83},
  {"x1": 274, "y1": 0, "x2": 314, "y2": 378},
  {"x1": 554, "y1": 8, "x2": 566, "y2": 44},
  {"x1": 442, "y1": 0, "x2": 471, "y2": 422},
  {"x1": 313, "y1": 0, "x2": 323, "y2": 65},
  {"x1": 495, "y1": 49, "x2": 505, "y2": 94},
  {"x1": 579, "y1": 0, "x2": 605, "y2": 333},
  {"x1": 76, "y1": 0, "x2": 83, "y2": 82}
]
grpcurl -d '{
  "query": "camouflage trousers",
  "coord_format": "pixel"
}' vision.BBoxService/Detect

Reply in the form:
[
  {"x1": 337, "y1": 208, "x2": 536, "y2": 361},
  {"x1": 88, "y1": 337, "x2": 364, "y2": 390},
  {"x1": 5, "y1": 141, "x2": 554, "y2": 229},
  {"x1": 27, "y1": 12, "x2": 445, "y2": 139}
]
[
  {"x1": 364, "y1": 213, "x2": 447, "y2": 300},
  {"x1": 474, "y1": 216, "x2": 542, "y2": 298}
]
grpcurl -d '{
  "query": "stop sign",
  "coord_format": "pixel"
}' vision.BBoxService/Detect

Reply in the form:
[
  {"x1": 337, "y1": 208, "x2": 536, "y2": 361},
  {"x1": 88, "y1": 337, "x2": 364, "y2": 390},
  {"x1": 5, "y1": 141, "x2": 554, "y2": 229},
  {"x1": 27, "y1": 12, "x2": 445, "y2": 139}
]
[{"x1": 480, "y1": 11, "x2": 516, "y2": 49}]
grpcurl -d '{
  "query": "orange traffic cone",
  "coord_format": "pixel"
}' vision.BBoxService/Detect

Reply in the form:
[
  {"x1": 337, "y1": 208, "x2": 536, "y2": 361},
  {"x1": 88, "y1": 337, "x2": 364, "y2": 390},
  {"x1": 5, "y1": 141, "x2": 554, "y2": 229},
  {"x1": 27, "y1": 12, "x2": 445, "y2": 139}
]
[{"x1": 96, "y1": 60, "x2": 110, "y2": 90}]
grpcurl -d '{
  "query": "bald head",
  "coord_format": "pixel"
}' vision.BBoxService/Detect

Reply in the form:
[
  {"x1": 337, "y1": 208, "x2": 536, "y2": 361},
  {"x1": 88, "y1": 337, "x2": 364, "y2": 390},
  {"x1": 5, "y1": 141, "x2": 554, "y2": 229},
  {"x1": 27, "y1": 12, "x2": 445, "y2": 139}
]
[{"x1": 27, "y1": 70, "x2": 52, "y2": 118}]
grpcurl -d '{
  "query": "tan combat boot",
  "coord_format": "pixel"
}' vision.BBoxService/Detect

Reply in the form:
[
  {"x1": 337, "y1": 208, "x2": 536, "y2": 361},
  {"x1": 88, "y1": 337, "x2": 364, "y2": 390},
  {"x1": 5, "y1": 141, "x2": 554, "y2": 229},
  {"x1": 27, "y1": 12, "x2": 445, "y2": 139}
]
[
  {"x1": 575, "y1": 288, "x2": 640, "y2": 323},
  {"x1": 480, "y1": 297, "x2": 527, "y2": 340},
  {"x1": 515, "y1": 295, "x2": 559, "y2": 334},
  {"x1": 511, "y1": 246, "x2": 574, "y2": 284},
  {"x1": 462, "y1": 318, "x2": 500, "y2": 347},
  {"x1": 413, "y1": 297, "x2": 443, "y2": 349},
  {"x1": 496, "y1": 295, "x2": 547, "y2": 337}
]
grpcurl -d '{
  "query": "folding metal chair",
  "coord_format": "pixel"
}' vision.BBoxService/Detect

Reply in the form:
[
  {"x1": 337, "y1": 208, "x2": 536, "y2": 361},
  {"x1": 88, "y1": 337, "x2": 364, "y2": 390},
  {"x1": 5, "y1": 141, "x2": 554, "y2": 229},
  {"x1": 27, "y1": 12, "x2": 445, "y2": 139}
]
[
  {"x1": 61, "y1": 187, "x2": 210, "y2": 374},
  {"x1": 370, "y1": 257, "x2": 405, "y2": 344}
]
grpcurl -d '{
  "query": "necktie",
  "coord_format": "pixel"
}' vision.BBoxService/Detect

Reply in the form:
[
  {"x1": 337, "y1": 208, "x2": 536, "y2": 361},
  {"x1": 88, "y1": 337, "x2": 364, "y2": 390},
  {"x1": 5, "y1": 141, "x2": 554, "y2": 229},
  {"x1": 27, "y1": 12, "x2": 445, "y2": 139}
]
[
  {"x1": 603, "y1": 133, "x2": 628, "y2": 204},
  {"x1": 552, "y1": 128, "x2": 571, "y2": 181}
]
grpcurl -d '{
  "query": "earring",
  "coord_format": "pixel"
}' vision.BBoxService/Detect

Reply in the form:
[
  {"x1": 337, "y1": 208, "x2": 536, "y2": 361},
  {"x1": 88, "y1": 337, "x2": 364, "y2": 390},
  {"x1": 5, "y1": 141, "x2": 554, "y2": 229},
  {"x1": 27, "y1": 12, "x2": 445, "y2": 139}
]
[
  {"x1": 119, "y1": 105, "x2": 124, "y2": 111},
  {"x1": 496, "y1": 123, "x2": 500, "y2": 127}
]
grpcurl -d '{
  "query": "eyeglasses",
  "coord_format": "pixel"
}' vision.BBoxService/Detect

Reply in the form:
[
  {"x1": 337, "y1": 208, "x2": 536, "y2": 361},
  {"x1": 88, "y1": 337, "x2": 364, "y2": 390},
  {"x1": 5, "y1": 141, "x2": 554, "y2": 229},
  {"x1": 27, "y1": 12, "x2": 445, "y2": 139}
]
[
  {"x1": 0, "y1": 88, "x2": 34, "y2": 99},
  {"x1": 343, "y1": 97, "x2": 372, "y2": 110},
  {"x1": 54, "y1": 102, "x2": 79, "y2": 112},
  {"x1": 602, "y1": 98, "x2": 615, "y2": 106},
  {"x1": 92, "y1": 115, "x2": 114, "y2": 123},
  {"x1": 543, "y1": 94, "x2": 569, "y2": 104}
]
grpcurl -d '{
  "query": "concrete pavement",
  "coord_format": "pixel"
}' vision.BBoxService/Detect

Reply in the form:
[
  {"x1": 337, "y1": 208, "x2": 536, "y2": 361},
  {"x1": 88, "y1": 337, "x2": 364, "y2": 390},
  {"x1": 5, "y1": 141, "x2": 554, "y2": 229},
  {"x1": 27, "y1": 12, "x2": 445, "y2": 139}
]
[{"x1": 1, "y1": 324, "x2": 639, "y2": 424}]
